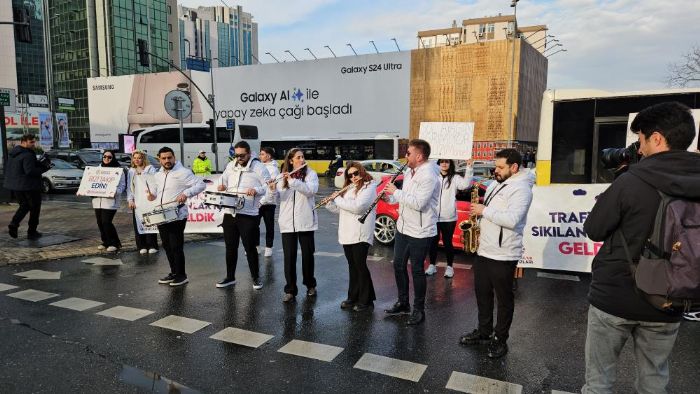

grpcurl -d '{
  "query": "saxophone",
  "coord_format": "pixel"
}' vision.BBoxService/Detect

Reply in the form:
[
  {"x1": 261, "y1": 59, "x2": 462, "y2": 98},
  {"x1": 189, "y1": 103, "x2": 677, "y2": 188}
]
[{"x1": 459, "y1": 180, "x2": 482, "y2": 254}]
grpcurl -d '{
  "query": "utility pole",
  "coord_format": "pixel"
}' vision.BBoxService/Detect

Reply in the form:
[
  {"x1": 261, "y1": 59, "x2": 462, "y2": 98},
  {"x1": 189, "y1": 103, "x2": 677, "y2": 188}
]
[
  {"x1": 506, "y1": 0, "x2": 519, "y2": 148},
  {"x1": 42, "y1": 0, "x2": 57, "y2": 149}
]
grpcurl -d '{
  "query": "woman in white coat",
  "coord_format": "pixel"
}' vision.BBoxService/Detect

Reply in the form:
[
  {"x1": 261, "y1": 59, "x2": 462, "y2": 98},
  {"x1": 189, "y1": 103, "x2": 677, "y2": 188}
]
[
  {"x1": 127, "y1": 150, "x2": 158, "y2": 254},
  {"x1": 276, "y1": 148, "x2": 319, "y2": 303},
  {"x1": 91, "y1": 150, "x2": 126, "y2": 252},
  {"x1": 325, "y1": 161, "x2": 378, "y2": 311},
  {"x1": 426, "y1": 159, "x2": 471, "y2": 278}
]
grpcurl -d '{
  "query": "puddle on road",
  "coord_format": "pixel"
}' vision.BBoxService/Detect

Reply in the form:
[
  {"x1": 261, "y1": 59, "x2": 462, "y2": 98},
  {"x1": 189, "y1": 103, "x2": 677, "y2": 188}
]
[{"x1": 119, "y1": 365, "x2": 200, "y2": 393}]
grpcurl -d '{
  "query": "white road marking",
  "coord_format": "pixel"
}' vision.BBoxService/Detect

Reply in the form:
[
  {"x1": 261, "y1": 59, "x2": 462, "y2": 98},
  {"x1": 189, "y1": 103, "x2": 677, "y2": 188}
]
[
  {"x1": 313, "y1": 251, "x2": 344, "y2": 257},
  {"x1": 150, "y1": 315, "x2": 212, "y2": 334},
  {"x1": 353, "y1": 353, "x2": 427, "y2": 382},
  {"x1": 552, "y1": 390, "x2": 576, "y2": 394},
  {"x1": 50, "y1": 297, "x2": 105, "y2": 311},
  {"x1": 14, "y1": 270, "x2": 62, "y2": 280},
  {"x1": 0, "y1": 283, "x2": 19, "y2": 292},
  {"x1": 537, "y1": 272, "x2": 580, "y2": 282},
  {"x1": 207, "y1": 241, "x2": 226, "y2": 247},
  {"x1": 97, "y1": 306, "x2": 154, "y2": 321},
  {"x1": 210, "y1": 327, "x2": 274, "y2": 348},
  {"x1": 446, "y1": 371, "x2": 523, "y2": 393},
  {"x1": 83, "y1": 257, "x2": 124, "y2": 266},
  {"x1": 277, "y1": 339, "x2": 344, "y2": 362},
  {"x1": 6, "y1": 289, "x2": 60, "y2": 302},
  {"x1": 367, "y1": 255, "x2": 384, "y2": 262}
]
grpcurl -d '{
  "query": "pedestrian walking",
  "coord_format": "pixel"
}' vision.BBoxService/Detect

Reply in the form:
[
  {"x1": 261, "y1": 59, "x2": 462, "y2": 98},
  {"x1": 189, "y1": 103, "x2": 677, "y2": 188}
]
[
  {"x1": 127, "y1": 150, "x2": 159, "y2": 254},
  {"x1": 91, "y1": 150, "x2": 126, "y2": 252}
]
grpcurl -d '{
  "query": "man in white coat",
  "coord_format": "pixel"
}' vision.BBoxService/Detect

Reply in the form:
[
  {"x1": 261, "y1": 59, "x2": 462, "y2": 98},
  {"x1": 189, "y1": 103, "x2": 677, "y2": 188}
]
[
  {"x1": 459, "y1": 148, "x2": 534, "y2": 358},
  {"x1": 147, "y1": 147, "x2": 206, "y2": 287}
]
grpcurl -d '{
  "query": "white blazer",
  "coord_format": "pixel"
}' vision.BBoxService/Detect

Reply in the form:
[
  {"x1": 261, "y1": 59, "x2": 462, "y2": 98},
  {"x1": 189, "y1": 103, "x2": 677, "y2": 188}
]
[
  {"x1": 277, "y1": 169, "x2": 319, "y2": 233},
  {"x1": 326, "y1": 180, "x2": 377, "y2": 245}
]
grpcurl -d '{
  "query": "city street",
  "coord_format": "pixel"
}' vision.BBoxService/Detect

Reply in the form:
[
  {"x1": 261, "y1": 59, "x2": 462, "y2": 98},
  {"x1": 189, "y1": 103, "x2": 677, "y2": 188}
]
[{"x1": 1, "y1": 180, "x2": 698, "y2": 393}]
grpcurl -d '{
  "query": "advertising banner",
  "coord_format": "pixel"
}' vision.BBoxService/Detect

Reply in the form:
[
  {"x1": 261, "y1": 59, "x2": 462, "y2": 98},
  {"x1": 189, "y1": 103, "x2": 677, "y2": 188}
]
[
  {"x1": 519, "y1": 184, "x2": 610, "y2": 272},
  {"x1": 77, "y1": 167, "x2": 125, "y2": 198},
  {"x1": 56, "y1": 113, "x2": 70, "y2": 148},
  {"x1": 419, "y1": 122, "x2": 475, "y2": 159},
  {"x1": 38, "y1": 112, "x2": 53, "y2": 149}
]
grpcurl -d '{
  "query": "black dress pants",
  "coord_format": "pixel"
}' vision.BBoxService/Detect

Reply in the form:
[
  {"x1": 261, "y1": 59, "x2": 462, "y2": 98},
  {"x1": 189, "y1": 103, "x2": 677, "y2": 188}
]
[
  {"x1": 282, "y1": 231, "x2": 316, "y2": 296},
  {"x1": 132, "y1": 211, "x2": 158, "y2": 250},
  {"x1": 10, "y1": 190, "x2": 42, "y2": 232},
  {"x1": 428, "y1": 221, "x2": 457, "y2": 266},
  {"x1": 158, "y1": 219, "x2": 188, "y2": 278},
  {"x1": 474, "y1": 254, "x2": 517, "y2": 341},
  {"x1": 258, "y1": 204, "x2": 276, "y2": 248},
  {"x1": 95, "y1": 208, "x2": 121, "y2": 247},
  {"x1": 222, "y1": 213, "x2": 260, "y2": 280},
  {"x1": 342, "y1": 242, "x2": 376, "y2": 305}
]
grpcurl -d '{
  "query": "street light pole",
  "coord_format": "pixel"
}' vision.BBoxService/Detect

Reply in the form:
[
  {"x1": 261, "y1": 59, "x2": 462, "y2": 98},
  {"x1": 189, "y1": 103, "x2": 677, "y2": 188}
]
[
  {"x1": 43, "y1": 2, "x2": 57, "y2": 148},
  {"x1": 209, "y1": 50, "x2": 219, "y2": 172},
  {"x1": 506, "y1": 0, "x2": 519, "y2": 148}
]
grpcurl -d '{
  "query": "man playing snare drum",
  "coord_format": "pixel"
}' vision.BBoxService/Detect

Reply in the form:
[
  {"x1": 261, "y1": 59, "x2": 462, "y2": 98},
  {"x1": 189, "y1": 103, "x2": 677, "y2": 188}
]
[{"x1": 146, "y1": 147, "x2": 206, "y2": 287}]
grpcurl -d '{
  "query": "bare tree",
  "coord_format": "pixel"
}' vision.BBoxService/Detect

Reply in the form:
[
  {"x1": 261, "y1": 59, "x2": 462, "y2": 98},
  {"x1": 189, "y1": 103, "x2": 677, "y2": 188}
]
[{"x1": 666, "y1": 46, "x2": 700, "y2": 87}]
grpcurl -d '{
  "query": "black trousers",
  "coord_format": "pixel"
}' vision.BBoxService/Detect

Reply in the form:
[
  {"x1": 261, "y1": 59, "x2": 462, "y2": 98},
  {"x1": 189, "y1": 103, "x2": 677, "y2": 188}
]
[
  {"x1": 428, "y1": 221, "x2": 457, "y2": 266},
  {"x1": 258, "y1": 204, "x2": 276, "y2": 248},
  {"x1": 393, "y1": 232, "x2": 429, "y2": 310},
  {"x1": 222, "y1": 213, "x2": 260, "y2": 280},
  {"x1": 282, "y1": 231, "x2": 316, "y2": 296},
  {"x1": 95, "y1": 208, "x2": 121, "y2": 248},
  {"x1": 132, "y1": 211, "x2": 158, "y2": 250},
  {"x1": 474, "y1": 254, "x2": 517, "y2": 341},
  {"x1": 10, "y1": 190, "x2": 42, "y2": 233},
  {"x1": 158, "y1": 219, "x2": 187, "y2": 278},
  {"x1": 342, "y1": 242, "x2": 376, "y2": 305}
]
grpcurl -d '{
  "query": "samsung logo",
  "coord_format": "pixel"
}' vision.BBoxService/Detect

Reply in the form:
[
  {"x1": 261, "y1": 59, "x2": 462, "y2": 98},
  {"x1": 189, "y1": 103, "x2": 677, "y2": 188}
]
[{"x1": 92, "y1": 84, "x2": 115, "y2": 91}]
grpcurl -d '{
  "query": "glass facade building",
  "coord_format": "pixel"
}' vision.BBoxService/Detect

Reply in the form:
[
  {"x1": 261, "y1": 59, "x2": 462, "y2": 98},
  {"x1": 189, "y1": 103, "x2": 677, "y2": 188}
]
[{"x1": 12, "y1": 0, "x2": 46, "y2": 96}]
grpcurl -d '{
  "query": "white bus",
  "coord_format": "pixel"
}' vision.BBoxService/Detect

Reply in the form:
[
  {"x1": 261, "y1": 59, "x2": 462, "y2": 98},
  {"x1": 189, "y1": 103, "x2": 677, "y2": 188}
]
[{"x1": 133, "y1": 123, "x2": 260, "y2": 172}]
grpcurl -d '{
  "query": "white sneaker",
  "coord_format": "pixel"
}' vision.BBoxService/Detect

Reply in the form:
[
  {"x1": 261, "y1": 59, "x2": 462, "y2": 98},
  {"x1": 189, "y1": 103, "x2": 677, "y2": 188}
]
[
  {"x1": 264, "y1": 247, "x2": 273, "y2": 257},
  {"x1": 425, "y1": 264, "x2": 437, "y2": 276},
  {"x1": 106, "y1": 246, "x2": 118, "y2": 252},
  {"x1": 444, "y1": 266, "x2": 454, "y2": 278},
  {"x1": 148, "y1": 248, "x2": 158, "y2": 254},
  {"x1": 97, "y1": 245, "x2": 105, "y2": 250},
  {"x1": 139, "y1": 249, "x2": 148, "y2": 254},
  {"x1": 683, "y1": 311, "x2": 700, "y2": 321}
]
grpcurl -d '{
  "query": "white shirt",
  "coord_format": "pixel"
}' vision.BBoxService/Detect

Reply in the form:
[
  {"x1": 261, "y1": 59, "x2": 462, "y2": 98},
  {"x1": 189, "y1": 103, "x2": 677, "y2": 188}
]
[
  {"x1": 260, "y1": 160, "x2": 280, "y2": 206},
  {"x1": 277, "y1": 169, "x2": 319, "y2": 233},
  {"x1": 389, "y1": 161, "x2": 440, "y2": 238},
  {"x1": 326, "y1": 180, "x2": 377, "y2": 245},
  {"x1": 150, "y1": 161, "x2": 206, "y2": 221},
  {"x1": 218, "y1": 158, "x2": 270, "y2": 216}
]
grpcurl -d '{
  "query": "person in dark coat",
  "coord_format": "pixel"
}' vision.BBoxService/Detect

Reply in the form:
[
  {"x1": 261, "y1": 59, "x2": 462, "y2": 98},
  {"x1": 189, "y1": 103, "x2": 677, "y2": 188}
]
[{"x1": 3, "y1": 134, "x2": 49, "y2": 239}]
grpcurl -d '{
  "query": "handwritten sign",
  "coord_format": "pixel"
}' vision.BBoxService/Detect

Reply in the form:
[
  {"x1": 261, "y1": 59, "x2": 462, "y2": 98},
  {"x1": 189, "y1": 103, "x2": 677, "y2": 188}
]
[
  {"x1": 77, "y1": 167, "x2": 124, "y2": 197},
  {"x1": 419, "y1": 122, "x2": 474, "y2": 159}
]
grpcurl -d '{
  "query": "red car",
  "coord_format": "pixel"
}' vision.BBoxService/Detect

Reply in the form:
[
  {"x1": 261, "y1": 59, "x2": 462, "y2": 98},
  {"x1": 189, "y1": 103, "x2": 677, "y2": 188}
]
[{"x1": 373, "y1": 174, "x2": 490, "y2": 249}]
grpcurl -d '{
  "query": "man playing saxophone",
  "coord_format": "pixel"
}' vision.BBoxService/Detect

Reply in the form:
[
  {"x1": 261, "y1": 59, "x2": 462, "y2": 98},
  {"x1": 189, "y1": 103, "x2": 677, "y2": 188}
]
[{"x1": 459, "y1": 148, "x2": 534, "y2": 358}]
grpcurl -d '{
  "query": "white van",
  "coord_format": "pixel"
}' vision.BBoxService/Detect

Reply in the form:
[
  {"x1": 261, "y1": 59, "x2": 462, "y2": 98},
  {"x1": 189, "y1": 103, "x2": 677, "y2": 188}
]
[{"x1": 133, "y1": 123, "x2": 259, "y2": 173}]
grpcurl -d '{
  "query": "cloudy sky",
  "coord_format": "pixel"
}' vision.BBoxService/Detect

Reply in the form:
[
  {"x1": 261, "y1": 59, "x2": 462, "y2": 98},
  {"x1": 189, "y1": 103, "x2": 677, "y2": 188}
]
[{"x1": 180, "y1": 0, "x2": 699, "y2": 91}]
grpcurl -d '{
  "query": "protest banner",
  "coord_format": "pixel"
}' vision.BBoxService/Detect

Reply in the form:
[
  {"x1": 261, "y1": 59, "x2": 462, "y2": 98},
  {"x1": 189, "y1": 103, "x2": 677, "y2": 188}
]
[
  {"x1": 419, "y1": 122, "x2": 474, "y2": 159},
  {"x1": 77, "y1": 167, "x2": 125, "y2": 197}
]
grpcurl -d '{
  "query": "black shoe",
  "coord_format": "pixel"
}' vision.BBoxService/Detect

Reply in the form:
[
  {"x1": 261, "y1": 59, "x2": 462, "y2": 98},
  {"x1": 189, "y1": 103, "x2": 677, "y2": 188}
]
[
  {"x1": 252, "y1": 279, "x2": 263, "y2": 290},
  {"x1": 459, "y1": 329, "x2": 492, "y2": 346},
  {"x1": 169, "y1": 276, "x2": 189, "y2": 287},
  {"x1": 340, "y1": 300, "x2": 355, "y2": 309},
  {"x1": 487, "y1": 337, "x2": 508, "y2": 358},
  {"x1": 384, "y1": 302, "x2": 411, "y2": 315},
  {"x1": 27, "y1": 231, "x2": 43, "y2": 240},
  {"x1": 216, "y1": 278, "x2": 236, "y2": 288},
  {"x1": 158, "y1": 273, "x2": 176, "y2": 284},
  {"x1": 306, "y1": 287, "x2": 317, "y2": 297},
  {"x1": 352, "y1": 302, "x2": 373, "y2": 312},
  {"x1": 8, "y1": 225, "x2": 18, "y2": 239},
  {"x1": 406, "y1": 309, "x2": 425, "y2": 326}
]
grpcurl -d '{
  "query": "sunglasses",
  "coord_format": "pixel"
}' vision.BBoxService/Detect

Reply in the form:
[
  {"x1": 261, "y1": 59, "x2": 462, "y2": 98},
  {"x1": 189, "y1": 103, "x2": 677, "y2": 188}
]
[
  {"x1": 103, "y1": 155, "x2": 113, "y2": 159},
  {"x1": 233, "y1": 153, "x2": 249, "y2": 158},
  {"x1": 347, "y1": 171, "x2": 360, "y2": 177}
]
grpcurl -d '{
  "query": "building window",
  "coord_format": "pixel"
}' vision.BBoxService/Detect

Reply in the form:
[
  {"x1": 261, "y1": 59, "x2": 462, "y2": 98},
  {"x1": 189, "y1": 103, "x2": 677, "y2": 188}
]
[
  {"x1": 168, "y1": 23, "x2": 172, "y2": 32},
  {"x1": 167, "y1": 5, "x2": 172, "y2": 14},
  {"x1": 169, "y1": 41, "x2": 173, "y2": 50}
]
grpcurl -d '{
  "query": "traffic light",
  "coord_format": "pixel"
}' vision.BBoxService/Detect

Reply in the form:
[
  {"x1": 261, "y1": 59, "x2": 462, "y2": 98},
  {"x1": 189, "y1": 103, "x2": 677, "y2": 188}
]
[
  {"x1": 14, "y1": 7, "x2": 31, "y2": 44},
  {"x1": 206, "y1": 118, "x2": 216, "y2": 135},
  {"x1": 137, "y1": 39, "x2": 150, "y2": 67}
]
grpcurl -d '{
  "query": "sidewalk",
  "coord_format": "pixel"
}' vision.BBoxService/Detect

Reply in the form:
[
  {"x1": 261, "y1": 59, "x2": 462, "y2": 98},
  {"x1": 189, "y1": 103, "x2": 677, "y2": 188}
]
[{"x1": 0, "y1": 201, "x2": 216, "y2": 266}]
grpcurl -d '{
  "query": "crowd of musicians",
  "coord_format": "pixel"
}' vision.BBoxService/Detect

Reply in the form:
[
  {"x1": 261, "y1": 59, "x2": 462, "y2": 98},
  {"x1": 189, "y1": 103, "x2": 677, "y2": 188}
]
[{"x1": 88, "y1": 138, "x2": 534, "y2": 359}]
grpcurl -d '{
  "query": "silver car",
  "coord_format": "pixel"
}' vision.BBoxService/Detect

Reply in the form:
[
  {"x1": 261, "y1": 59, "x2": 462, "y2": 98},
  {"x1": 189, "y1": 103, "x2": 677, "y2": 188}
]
[{"x1": 42, "y1": 159, "x2": 83, "y2": 193}]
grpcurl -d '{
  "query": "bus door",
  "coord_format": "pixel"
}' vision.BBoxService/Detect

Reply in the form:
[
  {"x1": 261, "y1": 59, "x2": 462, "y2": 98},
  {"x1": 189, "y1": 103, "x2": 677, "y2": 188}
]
[{"x1": 591, "y1": 116, "x2": 629, "y2": 183}]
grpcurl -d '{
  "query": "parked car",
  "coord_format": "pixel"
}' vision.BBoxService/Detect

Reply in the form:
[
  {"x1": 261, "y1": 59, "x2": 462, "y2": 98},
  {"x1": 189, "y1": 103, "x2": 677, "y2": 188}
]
[
  {"x1": 373, "y1": 173, "x2": 491, "y2": 247},
  {"x1": 114, "y1": 152, "x2": 161, "y2": 169},
  {"x1": 41, "y1": 159, "x2": 83, "y2": 193},
  {"x1": 45, "y1": 150, "x2": 102, "y2": 169},
  {"x1": 334, "y1": 159, "x2": 403, "y2": 188}
]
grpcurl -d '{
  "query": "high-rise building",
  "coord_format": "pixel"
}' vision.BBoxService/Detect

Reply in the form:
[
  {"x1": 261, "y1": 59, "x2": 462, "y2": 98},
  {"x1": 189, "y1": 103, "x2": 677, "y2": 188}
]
[
  {"x1": 11, "y1": 0, "x2": 46, "y2": 96},
  {"x1": 178, "y1": 5, "x2": 258, "y2": 70}
]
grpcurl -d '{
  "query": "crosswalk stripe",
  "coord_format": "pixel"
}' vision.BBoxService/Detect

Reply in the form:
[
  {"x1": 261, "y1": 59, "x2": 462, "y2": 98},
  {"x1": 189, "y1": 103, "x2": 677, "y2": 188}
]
[
  {"x1": 277, "y1": 339, "x2": 344, "y2": 362},
  {"x1": 50, "y1": 297, "x2": 105, "y2": 311},
  {"x1": 353, "y1": 353, "x2": 427, "y2": 382},
  {"x1": 446, "y1": 371, "x2": 522, "y2": 393},
  {"x1": 150, "y1": 315, "x2": 211, "y2": 334},
  {"x1": 552, "y1": 390, "x2": 576, "y2": 394},
  {"x1": 210, "y1": 327, "x2": 274, "y2": 348},
  {"x1": 0, "y1": 283, "x2": 19, "y2": 292},
  {"x1": 97, "y1": 305, "x2": 154, "y2": 321},
  {"x1": 537, "y1": 272, "x2": 580, "y2": 282},
  {"x1": 6, "y1": 289, "x2": 59, "y2": 302}
]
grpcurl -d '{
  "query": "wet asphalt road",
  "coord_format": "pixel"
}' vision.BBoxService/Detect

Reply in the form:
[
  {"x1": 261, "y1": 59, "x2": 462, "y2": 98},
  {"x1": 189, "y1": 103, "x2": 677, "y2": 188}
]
[{"x1": 2, "y1": 181, "x2": 699, "y2": 393}]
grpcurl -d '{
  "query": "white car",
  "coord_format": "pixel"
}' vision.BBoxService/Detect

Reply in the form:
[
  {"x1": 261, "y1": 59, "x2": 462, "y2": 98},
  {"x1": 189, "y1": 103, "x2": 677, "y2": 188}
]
[
  {"x1": 41, "y1": 159, "x2": 84, "y2": 193},
  {"x1": 334, "y1": 159, "x2": 403, "y2": 188}
]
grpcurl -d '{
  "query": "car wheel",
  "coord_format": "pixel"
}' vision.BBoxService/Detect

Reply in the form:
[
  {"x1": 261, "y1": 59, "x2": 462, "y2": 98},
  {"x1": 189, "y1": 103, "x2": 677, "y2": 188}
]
[
  {"x1": 374, "y1": 214, "x2": 397, "y2": 245},
  {"x1": 41, "y1": 178, "x2": 52, "y2": 193}
]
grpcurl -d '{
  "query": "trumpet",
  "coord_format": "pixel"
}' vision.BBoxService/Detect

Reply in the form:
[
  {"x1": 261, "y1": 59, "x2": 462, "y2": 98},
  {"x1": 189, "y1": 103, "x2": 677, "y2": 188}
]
[
  {"x1": 314, "y1": 183, "x2": 353, "y2": 210},
  {"x1": 267, "y1": 163, "x2": 308, "y2": 185}
]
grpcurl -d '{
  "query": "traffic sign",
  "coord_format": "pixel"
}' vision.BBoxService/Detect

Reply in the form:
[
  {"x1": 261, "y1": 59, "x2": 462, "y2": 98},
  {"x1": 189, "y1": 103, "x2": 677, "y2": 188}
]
[
  {"x1": 0, "y1": 88, "x2": 16, "y2": 113},
  {"x1": 226, "y1": 118, "x2": 235, "y2": 131},
  {"x1": 0, "y1": 91, "x2": 10, "y2": 106},
  {"x1": 163, "y1": 90, "x2": 192, "y2": 120}
]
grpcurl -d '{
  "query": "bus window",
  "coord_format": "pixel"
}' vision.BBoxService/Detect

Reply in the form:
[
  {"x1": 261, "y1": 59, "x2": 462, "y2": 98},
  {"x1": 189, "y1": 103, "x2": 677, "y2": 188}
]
[
  {"x1": 184, "y1": 127, "x2": 212, "y2": 143},
  {"x1": 216, "y1": 127, "x2": 232, "y2": 143},
  {"x1": 139, "y1": 127, "x2": 179, "y2": 143}
]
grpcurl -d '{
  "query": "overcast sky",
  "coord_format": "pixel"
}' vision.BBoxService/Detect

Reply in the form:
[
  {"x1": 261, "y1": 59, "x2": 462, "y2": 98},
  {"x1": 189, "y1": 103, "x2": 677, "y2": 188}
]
[{"x1": 179, "y1": 0, "x2": 699, "y2": 91}]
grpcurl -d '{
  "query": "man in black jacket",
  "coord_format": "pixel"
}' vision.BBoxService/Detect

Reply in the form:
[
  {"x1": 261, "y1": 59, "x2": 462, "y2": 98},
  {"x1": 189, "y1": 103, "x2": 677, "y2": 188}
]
[
  {"x1": 582, "y1": 102, "x2": 700, "y2": 393},
  {"x1": 3, "y1": 134, "x2": 48, "y2": 239}
]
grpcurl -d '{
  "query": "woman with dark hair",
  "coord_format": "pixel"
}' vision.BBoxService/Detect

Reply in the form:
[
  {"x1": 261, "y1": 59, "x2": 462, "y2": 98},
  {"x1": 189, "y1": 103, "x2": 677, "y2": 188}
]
[
  {"x1": 325, "y1": 161, "x2": 378, "y2": 311},
  {"x1": 426, "y1": 159, "x2": 470, "y2": 278},
  {"x1": 91, "y1": 150, "x2": 126, "y2": 252},
  {"x1": 257, "y1": 146, "x2": 279, "y2": 257},
  {"x1": 276, "y1": 148, "x2": 319, "y2": 302},
  {"x1": 127, "y1": 150, "x2": 158, "y2": 254}
]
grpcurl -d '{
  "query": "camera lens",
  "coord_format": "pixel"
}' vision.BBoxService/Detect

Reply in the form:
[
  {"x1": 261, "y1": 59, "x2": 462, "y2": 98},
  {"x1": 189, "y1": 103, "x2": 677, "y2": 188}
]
[{"x1": 600, "y1": 148, "x2": 630, "y2": 169}]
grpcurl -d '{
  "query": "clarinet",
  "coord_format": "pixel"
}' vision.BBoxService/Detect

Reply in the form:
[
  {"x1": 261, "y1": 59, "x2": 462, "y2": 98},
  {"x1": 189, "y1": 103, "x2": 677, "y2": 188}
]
[{"x1": 358, "y1": 162, "x2": 408, "y2": 224}]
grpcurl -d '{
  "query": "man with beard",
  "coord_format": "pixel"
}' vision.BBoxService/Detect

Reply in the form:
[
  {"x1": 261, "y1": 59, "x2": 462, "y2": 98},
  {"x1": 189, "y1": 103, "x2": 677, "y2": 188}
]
[
  {"x1": 215, "y1": 141, "x2": 271, "y2": 290},
  {"x1": 459, "y1": 148, "x2": 535, "y2": 358},
  {"x1": 147, "y1": 147, "x2": 205, "y2": 287}
]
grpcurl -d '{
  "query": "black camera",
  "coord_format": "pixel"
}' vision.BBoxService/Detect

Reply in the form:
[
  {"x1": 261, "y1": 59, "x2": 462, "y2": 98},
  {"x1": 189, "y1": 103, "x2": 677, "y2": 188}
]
[
  {"x1": 37, "y1": 153, "x2": 53, "y2": 172},
  {"x1": 600, "y1": 141, "x2": 641, "y2": 170}
]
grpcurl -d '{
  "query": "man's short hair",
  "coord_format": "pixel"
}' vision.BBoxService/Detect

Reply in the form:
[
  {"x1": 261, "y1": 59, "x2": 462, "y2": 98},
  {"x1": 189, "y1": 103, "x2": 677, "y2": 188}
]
[
  {"x1": 158, "y1": 146, "x2": 175, "y2": 157},
  {"x1": 495, "y1": 148, "x2": 523, "y2": 168},
  {"x1": 20, "y1": 134, "x2": 37, "y2": 142},
  {"x1": 631, "y1": 102, "x2": 695, "y2": 151},
  {"x1": 409, "y1": 139, "x2": 431, "y2": 159},
  {"x1": 234, "y1": 140, "x2": 251, "y2": 152}
]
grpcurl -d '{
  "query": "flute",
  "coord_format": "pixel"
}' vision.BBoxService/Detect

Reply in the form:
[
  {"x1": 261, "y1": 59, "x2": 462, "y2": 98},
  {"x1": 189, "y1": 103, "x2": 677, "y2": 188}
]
[
  {"x1": 267, "y1": 162, "x2": 308, "y2": 185},
  {"x1": 358, "y1": 162, "x2": 407, "y2": 224},
  {"x1": 313, "y1": 183, "x2": 353, "y2": 210}
]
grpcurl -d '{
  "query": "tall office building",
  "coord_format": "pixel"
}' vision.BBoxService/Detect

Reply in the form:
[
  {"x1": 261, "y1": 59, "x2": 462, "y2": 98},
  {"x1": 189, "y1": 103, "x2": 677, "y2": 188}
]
[
  {"x1": 11, "y1": 0, "x2": 47, "y2": 96},
  {"x1": 178, "y1": 5, "x2": 258, "y2": 70}
]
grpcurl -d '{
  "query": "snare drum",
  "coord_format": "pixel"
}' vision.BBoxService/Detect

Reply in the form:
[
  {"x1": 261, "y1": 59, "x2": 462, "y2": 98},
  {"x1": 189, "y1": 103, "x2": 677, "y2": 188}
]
[
  {"x1": 204, "y1": 191, "x2": 246, "y2": 210},
  {"x1": 142, "y1": 204, "x2": 180, "y2": 226}
]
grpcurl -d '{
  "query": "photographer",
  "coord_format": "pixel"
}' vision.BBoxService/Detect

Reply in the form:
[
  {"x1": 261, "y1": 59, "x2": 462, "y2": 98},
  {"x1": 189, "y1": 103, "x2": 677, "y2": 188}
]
[{"x1": 3, "y1": 134, "x2": 50, "y2": 239}]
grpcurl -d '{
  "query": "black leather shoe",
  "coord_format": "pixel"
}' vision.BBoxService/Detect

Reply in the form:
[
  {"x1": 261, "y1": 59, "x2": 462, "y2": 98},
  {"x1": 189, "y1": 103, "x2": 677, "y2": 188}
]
[
  {"x1": 352, "y1": 302, "x2": 373, "y2": 312},
  {"x1": 384, "y1": 302, "x2": 411, "y2": 315},
  {"x1": 306, "y1": 287, "x2": 317, "y2": 297},
  {"x1": 27, "y1": 231, "x2": 43, "y2": 240},
  {"x1": 340, "y1": 300, "x2": 355, "y2": 309},
  {"x1": 406, "y1": 310, "x2": 425, "y2": 326},
  {"x1": 459, "y1": 329, "x2": 492, "y2": 346},
  {"x1": 8, "y1": 225, "x2": 18, "y2": 239},
  {"x1": 487, "y1": 337, "x2": 508, "y2": 358}
]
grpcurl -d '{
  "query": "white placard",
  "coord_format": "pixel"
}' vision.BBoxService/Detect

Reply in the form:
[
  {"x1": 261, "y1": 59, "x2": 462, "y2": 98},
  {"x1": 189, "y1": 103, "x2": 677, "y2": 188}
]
[
  {"x1": 626, "y1": 109, "x2": 700, "y2": 152},
  {"x1": 418, "y1": 122, "x2": 474, "y2": 159},
  {"x1": 77, "y1": 167, "x2": 124, "y2": 197},
  {"x1": 519, "y1": 184, "x2": 610, "y2": 273}
]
